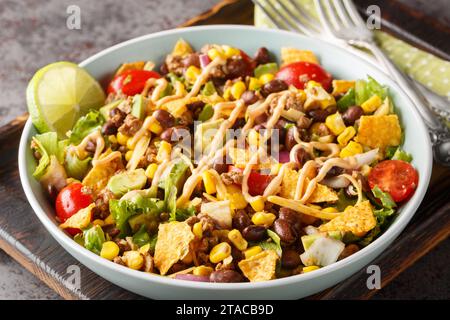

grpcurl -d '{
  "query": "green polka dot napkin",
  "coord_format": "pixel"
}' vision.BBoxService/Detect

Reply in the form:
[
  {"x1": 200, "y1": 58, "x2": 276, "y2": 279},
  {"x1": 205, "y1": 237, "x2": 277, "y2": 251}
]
[{"x1": 254, "y1": 0, "x2": 450, "y2": 100}]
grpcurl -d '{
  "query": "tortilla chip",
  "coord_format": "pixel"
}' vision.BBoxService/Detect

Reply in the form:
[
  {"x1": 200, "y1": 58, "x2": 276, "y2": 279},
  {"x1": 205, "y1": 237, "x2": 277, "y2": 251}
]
[
  {"x1": 238, "y1": 250, "x2": 279, "y2": 282},
  {"x1": 355, "y1": 115, "x2": 401, "y2": 149},
  {"x1": 308, "y1": 182, "x2": 339, "y2": 203},
  {"x1": 60, "y1": 203, "x2": 94, "y2": 229},
  {"x1": 82, "y1": 151, "x2": 123, "y2": 195},
  {"x1": 154, "y1": 221, "x2": 195, "y2": 275},
  {"x1": 281, "y1": 47, "x2": 319, "y2": 65},
  {"x1": 318, "y1": 200, "x2": 376, "y2": 237}
]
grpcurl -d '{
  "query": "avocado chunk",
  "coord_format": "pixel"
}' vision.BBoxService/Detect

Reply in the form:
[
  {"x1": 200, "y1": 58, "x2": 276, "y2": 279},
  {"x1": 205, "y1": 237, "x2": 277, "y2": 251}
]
[
  {"x1": 107, "y1": 168, "x2": 147, "y2": 197},
  {"x1": 131, "y1": 94, "x2": 146, "y2": 120}
]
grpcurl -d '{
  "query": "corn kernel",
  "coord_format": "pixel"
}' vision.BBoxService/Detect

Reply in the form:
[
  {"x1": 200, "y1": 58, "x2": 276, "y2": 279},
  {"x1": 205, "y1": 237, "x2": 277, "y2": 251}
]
[
  {"x1": 117, "y1": 132, "x2": 129, "y2": 146},
  {"x1": 202, "y1": 171, "x2": 217, "y2": 195},
  {"x1": 322, "y1": 207, "x2": 339, "y2": 214},
  {"x1": 207, "y1": 48, "x2": 225, "y2": 61},
  {"x1": 244, "y1": 246, "x2": 262, "y2": 259},
  {"x1": 100, "y1": 241, "x2": 120, "y2": 261},
  {"x1": 325, "y1": 113, "x2": 346, "y2": 135},
  {"x1": 228, "y1": 229, "x2": 248, "y2": 251},
  {"x1": 126, "y1": 137, "x2": 135, "y2": 150},
  {"x1": 149, "y1": 120, "x2": 163, "y2": 134},
  {"x1": 306, "y1": 80, "x2": 322, "y2": 89},
  {"x1": 361, "y1": 164, "x2": 372, "y2": 176},
  {"x1": 156, "y1": 141, "x2": 172, "y2": 162},
  {"x1": 125, "y1": 150, "x2": 133, "y2": 162},
  {"x1": 92, "y1": 219, "x2": 105, "y2": 227},
  {"x1": 223, "y1": 46, "x2": 240, "y2": 58},
  {"x1": 139, "y1": 243, "x2": 151, "y2": 255},
  {"x1": 252, "y1": 211, "x2": 276, "y2": 226},
  {"x1": 226, "y1": 184, "x2": 248, "y2": 210},
  {"x1": 361, "y1": 95, "x2": 382, "y2": 113},
  {"x1": 104, "y1": 214, "x2": 115, "y2": 226},
  {"x1": 209, "y1": 242, "x2": 232, "y2": 264},
  {"x1": 303, "y1": 265, "x2": 320, "y2": 273},
  {"x1": 185, "y1": 65, "x2": 201, "y2": 83},
  {"x1": 248, "y1": 129, "x2": 260, "y2": 147},
  {"x1": 337, "y1": 126, "x2": 356, "y2": 147},
  {"x1": 145, "y1": 163, "x2": 158, "y2": 179},
  {"x1": 108, "y1": 135, "x2": 118, "y2": 144},
  {"x1": 123, "y1": 251, "x2": 144, "y2": 270},
  {"x1": 250, "y1": 197, "x2": 265, "y2": 212},
  {"x1": 231, "y1": 81, "x2": 246, "y2": 100},
  {"x1": 193, "y1": 265, "x2": 214, "y2": 277},
  {"x1": 248, "y1": 77, "x2": 261, "y2": 91},
  {"x1": 223, "y1": 87, "x2": 232, "y2": 101},
  {"x1": 340, "y1": 141, "x2": 363, "y2": 158},
  {"x1": 193, "y1": 222, "x2": 203, "y2": 239},
  {"x1": 259, "y1": 73, "x2": 275, "y2": 84}
]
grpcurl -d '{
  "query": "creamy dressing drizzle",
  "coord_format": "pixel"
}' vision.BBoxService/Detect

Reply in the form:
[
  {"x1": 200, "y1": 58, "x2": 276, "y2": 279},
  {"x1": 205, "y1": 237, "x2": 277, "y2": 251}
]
[{"x1": 69, "y1": 129, "x2": 105, "y2": 161}]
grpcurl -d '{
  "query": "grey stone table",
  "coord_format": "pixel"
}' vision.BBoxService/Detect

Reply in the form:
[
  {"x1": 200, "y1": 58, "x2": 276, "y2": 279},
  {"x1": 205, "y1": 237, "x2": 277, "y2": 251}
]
[{"x1": 0, "y1": 0, "x2": 448, "y2": 300}]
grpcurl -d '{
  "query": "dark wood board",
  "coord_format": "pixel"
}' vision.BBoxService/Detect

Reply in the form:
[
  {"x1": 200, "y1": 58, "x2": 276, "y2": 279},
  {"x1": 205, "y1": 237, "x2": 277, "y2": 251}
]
[{"x1": 0, "y1": 0, "x2": 449, "y2": 300}]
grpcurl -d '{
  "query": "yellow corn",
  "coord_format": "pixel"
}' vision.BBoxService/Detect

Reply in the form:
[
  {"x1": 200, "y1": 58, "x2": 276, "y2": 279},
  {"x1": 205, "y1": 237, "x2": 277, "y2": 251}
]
[
  {"x1": 340, "y1": 141, "x2": 363, "y2": 158},
  {"x1": 207, "y1": 48, "x2": 225, "y2": 60},
  {"x1": 123, "y1": 251, "x2": 144, "y2": 270},
  {"x1": 126, "y1": 137, "x2": 135, "y2": 150},
  {"x1": 193, "y1": 222, "x2": 203, "y2": 239},
  {"x1": 100, "y1": 241, "x2": 120, "y2": 261},
  {"x1": 209, "y1": 242, "x2": 232, "y2": 264},
  {"x1": 248, "y1": 129, "x2": 260, "y2": 147},
  {"x1": 337, "y1": 126, "x2": 356, "y2": 147},
  {"x1": 223, "y1": 46, "x2": 240, "y2": 58},
  {"x1": 325, "y1": 113, "x2": 346, "y2": 135},
  {"x1": 361, "y1": 95, "x2": 382, "y2": 113},
  {"x1": 202, "y1": 170, "x2": 217, "y2": 195},
  {"x1": 244, "y1": 246, "x2": 262, "y2": 259},
  {"x1": 259, "y1": 73, "x2": 275, "y2": 85},
  {"x1": 145, "y1": 163, "x2": 158, "y2": 179},
  {"x1": 104, "y1": 214, "x2": 115, "y2": 226},
  {"x1": 149, "y1": 120, "x2": 163, "y2": 134},
  {"x1": 252, "y1": 212, "x2": 276, "y2": 227},
  {"x1": 306, "y1": 80, "x2": 323, "y2": 89},
  {"x1": 139, "y1": 243, "x2": 151, "y2": 255},
  {"x1": 250, "y1": 197, "x2": 265, "y2": 212},
  {"x1": 156, "y1": 141, "x2": 172, "y2": 162},
  {"x1": 228, "y1": 229, "x2": 248, "y2": 251},
  {"x1": 226, "y1": 184, "x2": 248, "y2": 210},
  {"x1": 361, "y1": 164, "x2": 372, "y2": 176},
  {"x1": 108, "y1": 135, "x2": 118, "y2": 144},
  {"x1": 248, "y1": 77, "x2": 261, "y2": 91},
  {"x1": 231, "y1": 81, "x2": 246, "y2": 100},
  {"x1": 193, "y1": 265, "x2": 214, "y2": 277},
  {"x1": 117, "y1": 132, "x2": 129, "y2": 146},
  {"x1": 125, "y1": 150, "x2": 133, "y2": 162},
  {"x1": 222, "y1": 87, "x2": 232, "y2": 101},
  {"x1": 322, "y1": 207, "x2": 339, "y2": 214},
  {"x1": 92, "y1": 219, "x2": 105, "y2": 227},
  {"x1": 303, "y1": 265, "x2": 320, "y2": 273},
  {"x1": 185, "y1": 65, "x2": 201, "y2": 83},
  {"x1": 331, "y1": 80, "x2": 355, "y2": 96}
]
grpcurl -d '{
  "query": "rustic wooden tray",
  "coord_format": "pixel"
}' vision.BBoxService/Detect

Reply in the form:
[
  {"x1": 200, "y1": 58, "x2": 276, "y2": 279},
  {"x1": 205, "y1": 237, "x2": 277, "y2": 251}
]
[{"x1": 0, "y1": 0, "x2": 449, "y2": 300}]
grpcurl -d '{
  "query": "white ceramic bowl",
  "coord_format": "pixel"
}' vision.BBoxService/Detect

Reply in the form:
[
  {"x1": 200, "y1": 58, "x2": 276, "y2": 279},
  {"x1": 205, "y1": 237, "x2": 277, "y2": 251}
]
[{"x1": 19, "y1": 25, "x2": 432, "y2": 299}]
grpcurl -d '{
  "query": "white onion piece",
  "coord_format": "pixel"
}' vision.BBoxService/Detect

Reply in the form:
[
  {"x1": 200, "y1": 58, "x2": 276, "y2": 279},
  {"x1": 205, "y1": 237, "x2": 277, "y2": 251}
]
[
  {"x1": 353, "y1": 148, "x2": 379, "y2": 167},
  {"x1": 304, "y1": 226, "x2": 319, "y2": 235},
  {"x1": 321, "y1": 176, "x2": 351, "y2": 189}
]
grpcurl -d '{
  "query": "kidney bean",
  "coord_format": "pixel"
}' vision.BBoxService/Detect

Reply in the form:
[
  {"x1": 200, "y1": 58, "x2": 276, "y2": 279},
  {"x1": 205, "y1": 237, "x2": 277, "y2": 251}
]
[
  {"x1": 261, "y1": 79, "x2": 288, "y2": 97},
  {"x1": 241, "y1": 90, "x2": 259, "y2": 105},
  {"x1": 279, "y1": 207, "x2": 302, "y2": 233},
  {"x1": 254, "y1": 113, "x2": 268, "y2": 125},
  {"x1": 211, "y1": 156, "x2": 228, "y2": 175},
  {"x1": 281, "y1": 249, "x2": 301, "y2": 269},
  {"x1": 254, "y1": 47, "x2": 270, "y2": 65},
  {"x1": 297, "y1": 116, "x2": 312, "y2": 130},
  {"x1": 242, "y1": 225, "x2": 267, "y2": 242},
  {"x1": 273, "y1": 219, "x2": 297, "y2": 244},
  {"x1": 182, "y1": 53, "x2": 200, "y2": 69},
  {"x1": 226, "y1": 58, "x2": 250, "y2": 79},
  {"x1": 307, "y1": 108, "x2": 329, "y2": 122},
  {"x1": 232, "y1": 210, "x2": 252, "y2": 231},
  {"x1": 342, "y1": 105, "x2": 363, "y2": 126},
  {"x1": 210, "y1": 270, "x2": 245, "y2": 283},
  {"x1": 294, "y1": 147, "x2": 311, "y2": 166},
  {"x1": 338, "y1": 244, "x2": 359, "y2": 260},
  {"x1": 284, "y1": 126, "x2": 296, "y2": 151},
  {"x1": 153, "y1": 109, "x2": 175, "y2": 128}
]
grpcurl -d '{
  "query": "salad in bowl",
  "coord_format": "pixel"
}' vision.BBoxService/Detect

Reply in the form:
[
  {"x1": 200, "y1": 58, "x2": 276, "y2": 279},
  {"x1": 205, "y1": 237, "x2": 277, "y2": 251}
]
[{"x1": 27, "y1": 38, "x2": 419, "y2": 284}]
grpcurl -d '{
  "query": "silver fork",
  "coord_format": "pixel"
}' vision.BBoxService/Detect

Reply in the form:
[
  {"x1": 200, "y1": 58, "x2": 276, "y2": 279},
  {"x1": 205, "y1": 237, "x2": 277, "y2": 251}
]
[{"x1": 253, "y1": 0, "x2": 450, "y2": 166}]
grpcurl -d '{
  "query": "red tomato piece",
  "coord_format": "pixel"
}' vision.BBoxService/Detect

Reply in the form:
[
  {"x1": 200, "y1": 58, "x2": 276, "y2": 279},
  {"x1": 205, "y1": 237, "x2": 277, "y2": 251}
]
[
  {"x1": 228, "y1": 166, "x2": 273, "y2": 196},
  {"x1": 55, "y1": 183, "x2": 93, "y2": 235},
  {"x1": 275, "y1": 61, "x2": 332, "y2": 91},
  {"x1": 107, "y1": 70, "x2": 161, "y2": 96},
  {"x1": 368, "y1": 160, "x2": 419, "y2": 202}
]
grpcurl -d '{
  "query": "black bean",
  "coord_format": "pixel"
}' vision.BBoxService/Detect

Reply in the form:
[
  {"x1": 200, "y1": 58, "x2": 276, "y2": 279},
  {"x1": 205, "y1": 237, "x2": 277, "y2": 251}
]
[
  {"x1": 342, "y1": 105, "x2": 363, "y2": 126},
  {"x1": 279, "y1": 207, "x2": 302, "y2": 233},
  {"x1": 261, "y1": 79, "x2": 288, "y2": 97},
  {"x1": 47, "y1": 184, "x2": 58, "y2": 201},
  {"x1": 102, "y1": 122, "x2": 118, "y2": 135},
  {"x1": 226, "y1": 58, "x2": 250, "y2": 79},
  {"x1": 254, "y1": 113, "x2": 268, "y2": 125},
  {"x1": 307, "y1": 108, "x2": 330, "y2": 122},
  {"x1": 338, "y1": 244, "x2": 359, "y2": 260},
  {"x1": 160, "y1": 126, "x2": 189, "y2": 142},
  {"x1": 182, "y1": 53, "x2": 200, "y2": 69},
  {"x1": 159, "y1": 62, "x2": 169, "y2": 75},
  {"x1": 281, "y1": 249, "x2": 301, "y2": 269},
  {"x1": 325, "y1": 166, "x2": 344, "y2": 178},
  {"x1": 242, "y1": 225, "x2": 267, "y2": 242},
  {"x1": 153, "y1": 109, "x2": 175, "y2": 128},
  {"x1": 284, "y1": 126, "x2": 296, "y2": 151},
  {"x1": 109, "y1": 107, "x2": 126, "y2": 118},
  {"x1": 232, "y1": 210, "x2": 252, "y2": 231},
  {"x1": 297, "y1": 116, "x2": 312, "y2": 129},
  {"x1": 273, "y1": 219, "x2": 297, "y2": 244},
  {"x1": 241, "y1": 90, "x2": 259, "y2": 105},
  {"x1": 254, "y1": 47, "x2": 270, "y2": 65},
  {"x1": 211, "y1": 156, "x2": 228, "y2": 175},
  {"x1": 294, "y1": 147, "x2": 310, "y2": 166},
  {"x1": 210, "y1": 270, "x2": 245, "y2": 283}
]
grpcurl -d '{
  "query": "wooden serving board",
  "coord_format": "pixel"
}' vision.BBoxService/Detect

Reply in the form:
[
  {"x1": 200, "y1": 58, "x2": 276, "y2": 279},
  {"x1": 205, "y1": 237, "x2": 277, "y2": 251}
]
[{"x1": 0, "y1": 0, "x2": 449, "y2": 300}]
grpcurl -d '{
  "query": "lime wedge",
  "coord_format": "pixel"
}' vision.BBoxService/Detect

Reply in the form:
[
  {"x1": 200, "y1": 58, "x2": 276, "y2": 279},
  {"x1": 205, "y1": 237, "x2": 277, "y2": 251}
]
[{"x1": 26, "y1": 61, "x2": 106, "y2": 138}]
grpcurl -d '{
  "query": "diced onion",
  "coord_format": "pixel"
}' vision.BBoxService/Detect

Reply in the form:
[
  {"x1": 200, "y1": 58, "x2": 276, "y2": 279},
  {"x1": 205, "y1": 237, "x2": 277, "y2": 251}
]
[{"x1": 199, "y1": 54, "x2": 211, "y2": 68}]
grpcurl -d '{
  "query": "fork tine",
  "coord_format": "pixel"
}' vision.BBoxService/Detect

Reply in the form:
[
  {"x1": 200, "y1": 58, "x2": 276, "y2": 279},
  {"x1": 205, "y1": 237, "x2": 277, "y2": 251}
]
[
  {"x1": 343, "y1": 0, "x2": 367, "y2": 28},
  {"x1": 321, "y1": 0, "x2": 342, "y2": 31},
  {"x1": 276, "y1": 0, "x2": 317, "y2": 36},
  {"x1": 331, "y1": 0, "x2": 353, "y2": 27},
  {"x1": 313, "y1": 0, "x2": 337, "y2": 36},
  {"x1": 263, "y1": 0, "x2": 306, "y2": 33},
  {"x1": 252, "y1": 0, "x2": 288, "y2": 31},
  {"x1": 286, "y1": 0, "x2": 322, "y2": 33}
]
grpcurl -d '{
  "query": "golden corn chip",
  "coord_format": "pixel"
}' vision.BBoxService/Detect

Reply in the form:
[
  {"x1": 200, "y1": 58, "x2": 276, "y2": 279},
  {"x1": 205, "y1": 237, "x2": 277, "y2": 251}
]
[
  {"x1": 238, "y1": 250, "x2": 279, "y2": 282},
  {"x1": 331, "y1": 80, "x2": 355, "y2": 96},
  {"x1": 281, "y1": 47, "x2": 319, "y2": 65},
  {"x1": 280, "y1": 168, "x2": 299, "y2": 199},
  {"x1": 154, "y1": 221, "x2": 195, "y2": 275},
  {"x1": 171, "y1": 38, "x2": 193, "y2": 57},
  {"x1": 356, "y1": 115, "x2": 401, "y2": 149},
  {"x1": 60, "y1": 203, "x2": 94, "y2": 230},
  {"x1": 82, "y1": 151, "x2": 123, "y2": 195},
  {"x1": 307, "y1": 182, "x2": 339, "y2": 203},
  {"x1": 319, "y1": 200, "x2": 376, "y2": 237},
  {"x1": 115, "y1": 61, "x2": 145, "y2": 76}
]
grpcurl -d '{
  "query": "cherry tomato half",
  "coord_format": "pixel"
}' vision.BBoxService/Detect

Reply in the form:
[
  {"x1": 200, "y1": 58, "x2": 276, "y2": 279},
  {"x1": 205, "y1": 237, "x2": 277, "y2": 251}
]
[
  {"x1": 55, "y1": 183, "x2": 93, "y2": 235},
  {"x1": 228, "y1": 166, "x2": 273, "y2": 196},
  {"x1": 275, "y1": 61, "x2": 332, "y2": 91},
  {"x1": 107, "y1": 69, "x2": 161, "y2": 96},
  {"x1": 368, "y1": 160, "x2": 419, "y2": 202}
]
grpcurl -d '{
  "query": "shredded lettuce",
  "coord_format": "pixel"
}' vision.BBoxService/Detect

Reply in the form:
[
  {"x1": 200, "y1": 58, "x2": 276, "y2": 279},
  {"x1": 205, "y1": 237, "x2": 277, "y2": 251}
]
[
  {"x1": 171, "y1": 206, "x2": 196, "y2": 222},
  {"x1": 65, "y1": 151, "x2": 91, "y2": 180},
  {"x1": 254, "y1": 62, "x2": 278, "y2": 78},
  {"x1": 69, "y1": 110, "x2": 104, "y2": 144},
  {"x1": 162, "y1": 160, "x2": 190, "y2": 221},
  {"x1": 32, "y1": 132, "x2": 66, "y2": 179},
  {"x1": 355, "y1": 76, "x2": 389, "y2": 105},
  {"x1": 392, "y1": 148, "x2": 413, "y2": 162},
  {"x1": 372, "y1": 186, "x2": 396, "y2": 209},
  {"x1": 201, "y1": 81, "x2": 216, "y2": 96},
  {"x1": 198, "y1": 104, "x2": 214, "y2": 122},
  {"x1": 335, "y1": 189, "x2": 358, "y2": 212},
  {"x1": 132, "y1": 225, "x2": 151, "y2": 247},
  {"x1": 336, "y1": 88, "x2": 355, "y2": 111},
  {"x1": 83, "y1": 225, "x2": 105, "y2": 255}
]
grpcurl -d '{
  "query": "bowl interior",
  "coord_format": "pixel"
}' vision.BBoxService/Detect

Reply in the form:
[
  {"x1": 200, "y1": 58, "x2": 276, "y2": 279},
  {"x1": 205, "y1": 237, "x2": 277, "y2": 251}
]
[{"x1": 19, "y1": 25, "x2": 432, "y2": 293}]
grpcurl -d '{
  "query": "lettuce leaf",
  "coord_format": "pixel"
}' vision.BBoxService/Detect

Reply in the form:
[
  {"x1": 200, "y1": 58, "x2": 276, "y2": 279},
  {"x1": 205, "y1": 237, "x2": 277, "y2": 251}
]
[
  {"x1": 65, "y1": 151, "x2": 91, "y2": 180},
  {"x1": 69, "y1": 110, "x2": 104, "y2": 144},
  {"x1": 162, "y1": 160, "x2": 190, "y2": 221},
  {"x1": 392, "y1": 148, "x2": 413, "y2": 162},
  {"x1": 355, "y1": 76, "x2": 389, "y2": 105},
  {"x1": 32, "y1": 132, "x2": 66, "y2": 179},
  {"x1": 83, "y1": 225, "x2": 105, "y2": 255},
  {"x1": 372, "y1": 186, "x2": 396, "y2": 209},
  {"x1": 337, "y1": 88, "x2": 355, "y2": 111},
  {"x1": 171, "y1": 206, "x2": 196, "y2": 222},
  {"x1": 132, "y1": 225, "x2": 151, "y2": 247}
]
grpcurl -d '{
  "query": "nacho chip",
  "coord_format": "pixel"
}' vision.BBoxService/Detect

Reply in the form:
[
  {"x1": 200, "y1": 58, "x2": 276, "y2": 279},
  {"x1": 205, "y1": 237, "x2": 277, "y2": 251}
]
[
  {"x1": 331, "y1": 80, "x2": 355, "y2": 96},
  {"x1": 281, "y1": 47, "x2": 319, "y2": 65},
  {"x1": 308, "y1": 182, "x2": 339, "y2": 203},
  {"x1": 154, "y1": 221, "x2": 195, "y2": 275},
  {"x1": 318, "y1": 200, "x2": 376, "y2": 237},
  {"x1": 355, "y1": 115, "x2": 401, "y2": 149},
  {"x1": 82, "y1": 150, "x2": 123, "y2": 195},
  {"x1": 238, "y1": 250, "x2": 279, "y2": 282},
  {"x1": 60, "y1": 203, "x2": 94, "y2": 230}
]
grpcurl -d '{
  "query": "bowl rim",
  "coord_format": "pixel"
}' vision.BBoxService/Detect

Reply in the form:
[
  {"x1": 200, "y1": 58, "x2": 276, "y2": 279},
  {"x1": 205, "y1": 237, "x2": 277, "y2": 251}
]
[{"x1": 18, "y1": 24, "x2": 432, "y2": 291}]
